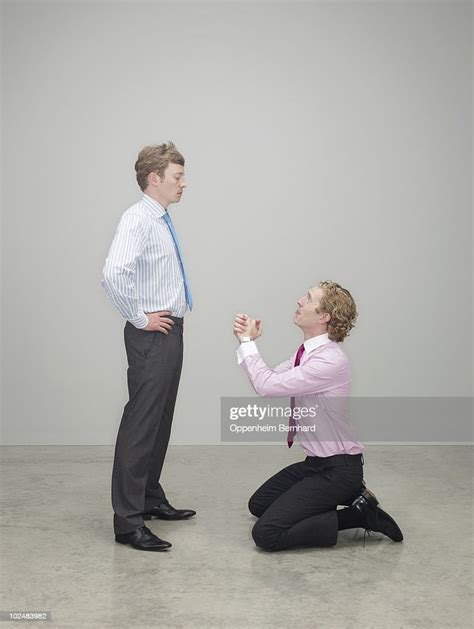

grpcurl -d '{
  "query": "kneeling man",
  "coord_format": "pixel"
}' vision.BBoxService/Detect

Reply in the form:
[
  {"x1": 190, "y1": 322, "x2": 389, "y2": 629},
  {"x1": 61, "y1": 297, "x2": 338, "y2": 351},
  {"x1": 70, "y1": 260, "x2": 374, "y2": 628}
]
[{"x1": 233, "y1": 281, "x2": 403, "y2": 551}]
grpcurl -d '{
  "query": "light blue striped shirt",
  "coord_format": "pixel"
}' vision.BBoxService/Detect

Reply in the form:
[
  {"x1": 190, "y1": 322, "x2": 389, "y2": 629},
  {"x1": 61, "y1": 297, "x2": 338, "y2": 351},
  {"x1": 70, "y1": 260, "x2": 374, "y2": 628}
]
[{"x1": 102, "y1": 193, "x2": 188, "y2": 328}]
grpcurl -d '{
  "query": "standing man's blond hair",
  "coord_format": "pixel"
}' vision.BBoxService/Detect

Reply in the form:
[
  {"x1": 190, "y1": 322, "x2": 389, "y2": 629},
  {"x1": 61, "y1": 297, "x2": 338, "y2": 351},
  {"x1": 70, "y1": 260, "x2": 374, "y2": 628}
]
[{"x1": 135, "y1": 142, "x2": 185, "y2": 191}]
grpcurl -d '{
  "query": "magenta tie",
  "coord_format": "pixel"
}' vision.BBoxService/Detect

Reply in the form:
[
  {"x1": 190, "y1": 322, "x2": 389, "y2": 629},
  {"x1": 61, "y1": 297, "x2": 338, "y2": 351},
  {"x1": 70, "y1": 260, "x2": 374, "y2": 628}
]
[{"x1": 287, "y1": 343, "x2": 305, "y2": 448}]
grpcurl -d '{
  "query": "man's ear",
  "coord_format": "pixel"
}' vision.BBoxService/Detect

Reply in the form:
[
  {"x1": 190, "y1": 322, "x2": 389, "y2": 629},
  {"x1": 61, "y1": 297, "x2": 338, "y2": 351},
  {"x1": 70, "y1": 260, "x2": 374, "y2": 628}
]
[
  {"x1": 321, "y1": 312, "x2": 331, "y2": 324},
  {"x1": 148, "y1": 171, "x2": 163, "y2": 187}
]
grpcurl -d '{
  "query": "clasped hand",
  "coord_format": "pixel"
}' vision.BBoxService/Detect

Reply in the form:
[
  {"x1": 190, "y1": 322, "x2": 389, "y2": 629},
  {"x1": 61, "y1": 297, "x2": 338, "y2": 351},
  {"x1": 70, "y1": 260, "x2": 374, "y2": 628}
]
[{"x1": 233, "y1": 313, "x2": 263, "y2": 342}]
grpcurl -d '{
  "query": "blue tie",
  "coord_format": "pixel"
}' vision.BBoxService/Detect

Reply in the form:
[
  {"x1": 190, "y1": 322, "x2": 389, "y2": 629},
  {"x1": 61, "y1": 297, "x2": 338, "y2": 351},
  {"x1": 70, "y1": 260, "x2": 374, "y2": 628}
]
[{"x1": 162, "y1": 212, "x2": 193, "y2": 311}]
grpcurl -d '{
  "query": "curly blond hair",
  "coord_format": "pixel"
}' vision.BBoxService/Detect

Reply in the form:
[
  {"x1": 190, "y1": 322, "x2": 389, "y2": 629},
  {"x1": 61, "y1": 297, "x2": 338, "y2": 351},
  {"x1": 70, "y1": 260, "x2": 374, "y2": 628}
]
[
  {"x1": 316, "y1": 281, "x2": 358, "y2": 342},
  {"x1": 135, "y1": 142, "x2": 185, "y2": 191}
]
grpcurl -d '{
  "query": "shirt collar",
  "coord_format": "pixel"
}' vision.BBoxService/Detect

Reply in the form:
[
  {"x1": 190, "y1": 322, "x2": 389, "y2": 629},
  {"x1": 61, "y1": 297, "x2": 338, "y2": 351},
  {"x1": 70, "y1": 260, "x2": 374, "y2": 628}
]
[
  {"x1": 303, "y1": 332, "x2": 331, "y2": 354},
  {"x1": 141, "y1": 193, "x2": 167, "y2": 218}
]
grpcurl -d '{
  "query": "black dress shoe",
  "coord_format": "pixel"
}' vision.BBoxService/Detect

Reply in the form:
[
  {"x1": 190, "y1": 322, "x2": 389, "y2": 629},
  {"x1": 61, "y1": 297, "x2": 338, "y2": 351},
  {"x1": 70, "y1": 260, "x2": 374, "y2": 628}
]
[
  {"x1": 115, "y1": 525, "x2": 172, "y2": 551},
  {"x1": 351, "y1": 489, "x2": 404, "y2": 542},
  {"x1": 142, "y1": 500, "x2": 196, "y2": 521}
]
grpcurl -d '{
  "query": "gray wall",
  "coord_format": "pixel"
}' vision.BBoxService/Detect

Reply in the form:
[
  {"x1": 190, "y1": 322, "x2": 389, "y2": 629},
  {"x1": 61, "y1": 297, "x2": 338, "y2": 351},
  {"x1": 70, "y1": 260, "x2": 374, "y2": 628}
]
[{"x1": 1, "y1": 1, "x2": 472, "y2": 445}]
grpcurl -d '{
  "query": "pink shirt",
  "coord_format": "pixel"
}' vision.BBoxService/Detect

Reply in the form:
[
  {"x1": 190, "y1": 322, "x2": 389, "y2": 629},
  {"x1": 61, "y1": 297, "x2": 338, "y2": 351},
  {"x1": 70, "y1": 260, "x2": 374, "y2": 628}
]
[{"x1": 237, "y1": 333, "x2": 364, "y2": 458}]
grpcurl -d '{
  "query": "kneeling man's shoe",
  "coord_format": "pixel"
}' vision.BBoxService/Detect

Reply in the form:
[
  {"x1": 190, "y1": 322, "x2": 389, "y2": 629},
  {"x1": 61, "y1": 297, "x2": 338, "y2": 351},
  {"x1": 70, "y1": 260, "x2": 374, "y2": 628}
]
[
  {"x1": 142, "y1": 500, "x2": 196, "y2": 521},
  {"x1": 351, "y1": 489, "x2": 403, "y2": 542},
  {"x1": 115, "y1": 525, "x2": 172, "y2": 551}
]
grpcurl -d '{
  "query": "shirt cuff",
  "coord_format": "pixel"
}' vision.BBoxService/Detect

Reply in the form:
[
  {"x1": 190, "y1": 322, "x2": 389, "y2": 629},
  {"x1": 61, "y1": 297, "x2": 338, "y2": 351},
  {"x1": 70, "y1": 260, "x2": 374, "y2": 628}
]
[
  {"x1": 128, "y1": 312, "x2": 149, "y2": 329},
  {"x1": 236, "y1": 341, "x2": 259, "y2": 365}
]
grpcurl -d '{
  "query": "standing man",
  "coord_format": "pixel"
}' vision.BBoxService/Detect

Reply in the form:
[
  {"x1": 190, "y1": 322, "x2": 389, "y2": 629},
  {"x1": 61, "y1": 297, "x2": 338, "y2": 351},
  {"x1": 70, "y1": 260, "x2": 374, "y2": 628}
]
[
  {"x1": 233, "y1": 281, "x2": 403, "y2": 551},
  {"x1": 102, "y1": 142, "x2": 195, "y2": 552}
]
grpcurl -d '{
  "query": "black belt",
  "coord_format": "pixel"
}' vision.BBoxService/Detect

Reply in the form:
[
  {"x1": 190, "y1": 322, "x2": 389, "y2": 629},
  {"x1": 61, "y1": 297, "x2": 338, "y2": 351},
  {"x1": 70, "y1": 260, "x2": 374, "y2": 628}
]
[
  {"x1": 305, "y1": 453, "x2": 364, "y2": 468},
  {"x1": 169, "y1": 316, "x2": 183, "y2": 327}
]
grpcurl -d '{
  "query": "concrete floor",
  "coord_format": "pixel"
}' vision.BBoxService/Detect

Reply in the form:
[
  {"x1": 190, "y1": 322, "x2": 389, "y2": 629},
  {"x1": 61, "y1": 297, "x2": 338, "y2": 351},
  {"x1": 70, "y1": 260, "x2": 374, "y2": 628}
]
[{"x1": 0, "y1": 445, "x2": 472, "y2": 628}]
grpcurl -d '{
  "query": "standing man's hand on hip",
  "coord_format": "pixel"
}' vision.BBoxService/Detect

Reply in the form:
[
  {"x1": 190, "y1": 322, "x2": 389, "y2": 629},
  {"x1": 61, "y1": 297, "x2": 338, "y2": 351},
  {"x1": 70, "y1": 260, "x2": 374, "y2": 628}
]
[{"x1": 143, "y1": 311, "x2": 175, "y2": 334}]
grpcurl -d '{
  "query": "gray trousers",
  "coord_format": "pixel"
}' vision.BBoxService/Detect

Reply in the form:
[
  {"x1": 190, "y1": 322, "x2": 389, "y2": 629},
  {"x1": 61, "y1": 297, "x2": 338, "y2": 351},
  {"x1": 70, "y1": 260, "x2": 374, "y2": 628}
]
[{"x1": 112, "y1": 317, "x2": 184, "y2": 534}]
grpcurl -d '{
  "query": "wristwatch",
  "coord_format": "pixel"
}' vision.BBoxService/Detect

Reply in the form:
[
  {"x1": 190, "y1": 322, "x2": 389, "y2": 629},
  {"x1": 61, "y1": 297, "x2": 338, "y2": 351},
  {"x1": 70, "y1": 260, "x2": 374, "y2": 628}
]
[{"x1": 240, "y1": 336, "x2": 252, "y2": 343}]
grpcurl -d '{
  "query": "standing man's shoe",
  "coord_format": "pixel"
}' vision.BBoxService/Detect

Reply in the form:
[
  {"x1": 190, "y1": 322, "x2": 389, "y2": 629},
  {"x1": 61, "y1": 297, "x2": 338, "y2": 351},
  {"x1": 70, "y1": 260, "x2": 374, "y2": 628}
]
[
  {"x1": 142, "y1": 499, "x2": 196, "y2": 521},
  {"x1": 115, "y1": 525, "x2": 172, "y2": 551},
  {"x1": 352, "y1": 489, "x2": 404, "y2": 542}
]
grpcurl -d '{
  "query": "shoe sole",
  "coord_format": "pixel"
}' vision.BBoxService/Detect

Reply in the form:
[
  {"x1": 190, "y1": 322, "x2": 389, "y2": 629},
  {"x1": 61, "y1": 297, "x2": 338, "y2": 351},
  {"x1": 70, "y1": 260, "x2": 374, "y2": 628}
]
[
  {"x1": 351, "y1": 489, "x2": 379, "y2": 513},
  {"x1": 142, "y1": 514, "x2": 195, "y2": 521},
  {"x1": 115, "y1": 537, "x2": 172, "y2": 551}
]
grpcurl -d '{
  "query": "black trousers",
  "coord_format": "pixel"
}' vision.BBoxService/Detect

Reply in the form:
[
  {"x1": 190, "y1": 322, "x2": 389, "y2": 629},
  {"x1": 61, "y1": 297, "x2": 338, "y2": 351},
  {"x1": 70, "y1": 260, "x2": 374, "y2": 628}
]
[
  {"x1": 111, "y1": 318, "x2": 183, "y2": 534},
  {"x1": 248, "y1": 453, "x2": 364, "y2": 551}
]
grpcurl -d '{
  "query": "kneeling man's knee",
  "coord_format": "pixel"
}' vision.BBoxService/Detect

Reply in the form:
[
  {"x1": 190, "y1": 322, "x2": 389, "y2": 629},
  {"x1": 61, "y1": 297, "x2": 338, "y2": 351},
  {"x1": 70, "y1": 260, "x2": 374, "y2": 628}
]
[
  {"x1": 248, "y1": 494, "x2": 264, "y2": 517},
  {"x1": 251, "y1": 520, "x2": 279, "y2": 552}
]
